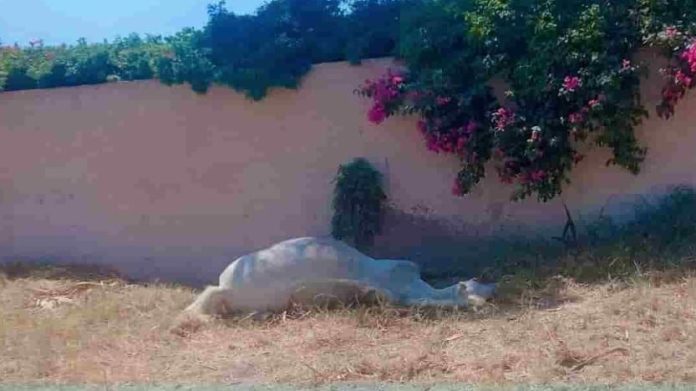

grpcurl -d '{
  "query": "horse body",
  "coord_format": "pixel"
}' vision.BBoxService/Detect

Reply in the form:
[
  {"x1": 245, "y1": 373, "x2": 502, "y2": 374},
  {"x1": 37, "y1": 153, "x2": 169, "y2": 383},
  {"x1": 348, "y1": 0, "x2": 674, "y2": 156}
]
[{"x1": 183, "y1": 237, "x2": 495, "y2": 317}]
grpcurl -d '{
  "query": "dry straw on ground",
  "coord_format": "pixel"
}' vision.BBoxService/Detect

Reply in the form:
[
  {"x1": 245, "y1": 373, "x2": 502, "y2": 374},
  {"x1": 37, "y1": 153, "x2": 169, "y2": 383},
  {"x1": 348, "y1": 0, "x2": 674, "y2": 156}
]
[{"x1": 1, "y1": 265, "x2": 695, "y2": 387}]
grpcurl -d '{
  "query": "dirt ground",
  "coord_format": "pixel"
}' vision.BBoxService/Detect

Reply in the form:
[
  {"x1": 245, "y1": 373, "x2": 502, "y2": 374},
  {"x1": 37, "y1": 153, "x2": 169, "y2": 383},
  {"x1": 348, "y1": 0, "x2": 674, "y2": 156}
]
[{"x1": 1, "y1": 265, "x2": 695, "y2": 387}]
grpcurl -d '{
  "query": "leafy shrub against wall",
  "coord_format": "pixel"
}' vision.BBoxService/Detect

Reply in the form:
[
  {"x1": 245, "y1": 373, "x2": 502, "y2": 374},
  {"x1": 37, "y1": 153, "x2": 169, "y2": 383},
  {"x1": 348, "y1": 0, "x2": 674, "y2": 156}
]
[
  {"x1": 358, "y1": 0, "x2": 696, "y2": 203},
  {"x1": 331, "y1": 158, "x2": 387, "y2": 251}
]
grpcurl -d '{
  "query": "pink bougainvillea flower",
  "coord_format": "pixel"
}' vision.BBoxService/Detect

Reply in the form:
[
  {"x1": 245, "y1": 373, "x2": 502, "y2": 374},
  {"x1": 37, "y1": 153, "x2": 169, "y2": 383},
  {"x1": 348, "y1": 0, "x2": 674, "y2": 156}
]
[
  {"x1": 451, "y1": 180, "x2": 464, "y2": 196},
  {"x1": 588, "y1": 98, "x2": 601, "y2": 109},
  {"x1": 367, "y1": 104, "x2": 387, "y2": 124},
  {"x1": 675, "y1": 70, "x2": 693, "y2": 87},
  {"x1": 568, "y1": 112, "x2": 584, "y2": 124},
  {"x1": 493, "y1": 107, "x2": 515, "y2": 131},
  {"x1": 500, "y1": 175, "x2": 514, "y2": 185},
  {"x1": 361, "y1": 70, "x2": 407, "y2": 115},
  {"x1": 562, "y1": 76, "x2": 582, "y2": 92},
  {"x1": 439, "y1": 135, "x2": 451, "y2": 152},
  {"x1": 436, "y1": 96, "x2": 451, "y2": 106},
  {"x1": 466, "y1": 121, "x2": 478, "y2": 133},
  {"x1": 621, "y1": 59, "x2": 632, "y2": 71},
  {"x1": 531, "y1": 170, "x2": 546, "y2": 183},
  {"x1": 373, "y1": 82, "x2": 395, "y2": 101},
  {"x1": 680, "y1": 42, "x2": 696, "y2": 73},
  {"x1": 456, "y1": 136, "x2": 468, "y2": 151},
  {"x1": 496, "y1": 166, "x2": 514, "y2": 184},
  {"x1": 425, "y1": 134, "x2": 440, "y2": 153},
  {"x1": 665, "y1": 26, "x2": 679, "y2": 39}
]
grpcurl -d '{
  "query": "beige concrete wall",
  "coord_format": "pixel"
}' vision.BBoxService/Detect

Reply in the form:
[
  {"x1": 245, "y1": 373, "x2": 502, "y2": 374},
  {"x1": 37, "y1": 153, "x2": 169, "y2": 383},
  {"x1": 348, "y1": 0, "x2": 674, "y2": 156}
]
[{"x1": 1, "y1": 55, "x2": 695, "y2": 285}]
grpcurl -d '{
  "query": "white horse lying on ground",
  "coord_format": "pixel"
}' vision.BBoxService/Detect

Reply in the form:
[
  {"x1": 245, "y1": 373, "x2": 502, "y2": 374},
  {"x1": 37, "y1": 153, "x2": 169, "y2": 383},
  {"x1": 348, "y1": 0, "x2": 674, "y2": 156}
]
[{"x1": 181, "y1": 237, "x2": 497, "y2": 320}]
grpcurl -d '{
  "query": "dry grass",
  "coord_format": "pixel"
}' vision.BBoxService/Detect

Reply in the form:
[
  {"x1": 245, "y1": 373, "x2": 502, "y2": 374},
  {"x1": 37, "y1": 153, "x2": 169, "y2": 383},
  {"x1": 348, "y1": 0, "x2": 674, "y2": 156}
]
[{"x1": 1, "y1": 265, "x2": 695, "y2": 387}]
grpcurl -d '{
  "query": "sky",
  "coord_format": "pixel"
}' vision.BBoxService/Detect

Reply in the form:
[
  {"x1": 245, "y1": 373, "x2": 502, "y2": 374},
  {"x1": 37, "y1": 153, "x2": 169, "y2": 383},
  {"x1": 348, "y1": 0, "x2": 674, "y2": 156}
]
[{"x1": 0, "y1": 0, "x2": 267, "y2": 46}]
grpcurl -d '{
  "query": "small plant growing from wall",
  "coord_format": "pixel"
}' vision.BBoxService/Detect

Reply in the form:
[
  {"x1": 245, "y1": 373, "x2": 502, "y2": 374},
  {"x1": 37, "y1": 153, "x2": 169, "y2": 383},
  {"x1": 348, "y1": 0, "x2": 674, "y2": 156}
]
[{"x1": 331, "y1": 158, "x2": 387, "y2": 251}]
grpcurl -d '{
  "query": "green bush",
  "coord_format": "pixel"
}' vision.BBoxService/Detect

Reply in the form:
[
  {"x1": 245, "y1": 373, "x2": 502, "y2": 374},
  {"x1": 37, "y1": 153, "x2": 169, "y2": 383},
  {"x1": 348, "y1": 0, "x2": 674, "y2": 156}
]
[{"x1": 331, "y1": 158, "x2": 387, "y2": 251}]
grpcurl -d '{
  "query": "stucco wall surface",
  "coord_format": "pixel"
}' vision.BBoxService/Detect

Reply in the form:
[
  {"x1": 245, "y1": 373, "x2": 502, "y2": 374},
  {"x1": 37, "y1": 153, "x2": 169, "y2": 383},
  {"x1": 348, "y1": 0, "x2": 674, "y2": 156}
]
[{"x1": 1, "y1": 55, "x2": 695, "y2": 285}]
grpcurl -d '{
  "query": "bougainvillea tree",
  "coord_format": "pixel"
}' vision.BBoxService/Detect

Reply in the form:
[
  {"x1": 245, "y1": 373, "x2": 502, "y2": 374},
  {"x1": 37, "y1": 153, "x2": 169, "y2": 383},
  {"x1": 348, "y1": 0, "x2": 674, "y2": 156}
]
[
  {"x1": 358, "y1": 0, "x2": 696, "y2": 202},
  {"x1": 655, "y1": 26, "x2": 696, "y2": 118}
]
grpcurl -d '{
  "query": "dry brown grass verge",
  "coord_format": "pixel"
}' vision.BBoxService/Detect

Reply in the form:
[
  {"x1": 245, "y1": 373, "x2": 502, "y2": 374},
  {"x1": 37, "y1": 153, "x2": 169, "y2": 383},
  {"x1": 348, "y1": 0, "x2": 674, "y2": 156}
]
[{"x1": 1, "y1": 265, "x2": 695, "y2": 387}]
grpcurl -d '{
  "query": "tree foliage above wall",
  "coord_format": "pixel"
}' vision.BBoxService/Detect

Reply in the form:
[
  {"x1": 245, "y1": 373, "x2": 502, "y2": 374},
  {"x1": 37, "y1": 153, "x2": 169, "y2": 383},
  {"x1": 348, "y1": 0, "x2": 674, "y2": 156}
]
[
  {"x1": 1, "y1": 0, "x2": 410, "y2": 99},
  {"x1": 158, "y1": 0, "x2": 411, "y2": 99},
  {"x1": 0, "y1": 35, "x2": 168, "y2": 92}
]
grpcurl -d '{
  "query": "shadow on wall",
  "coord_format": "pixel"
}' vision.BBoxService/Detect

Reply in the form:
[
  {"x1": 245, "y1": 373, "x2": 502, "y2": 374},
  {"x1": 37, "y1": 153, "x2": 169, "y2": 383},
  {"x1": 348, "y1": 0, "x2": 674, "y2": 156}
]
[
  {"x1": 368, "y1": 206, "x2": 549, "y2": 283},
  {"x1": 369, "y1": 184, "x2": 688, "y2": 286},
  {"x1": 3, "y1": 185, "x2": 692, "y2": 289}
]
